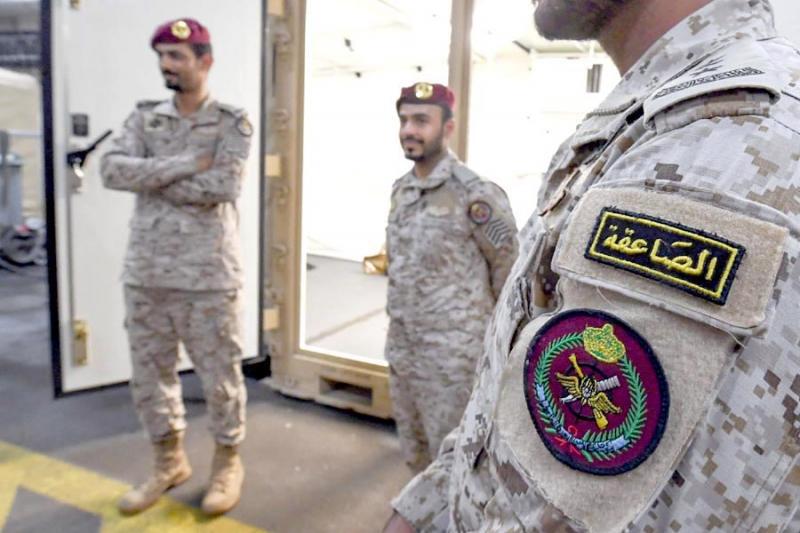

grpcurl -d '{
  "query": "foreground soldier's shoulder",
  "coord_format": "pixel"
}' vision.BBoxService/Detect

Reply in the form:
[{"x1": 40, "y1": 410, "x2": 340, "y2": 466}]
[{"x1": 644, "y1": 38, "x2": 786, "y2": 130}]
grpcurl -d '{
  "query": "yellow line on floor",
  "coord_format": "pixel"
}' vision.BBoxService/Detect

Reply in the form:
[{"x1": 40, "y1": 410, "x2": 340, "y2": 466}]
[{"x1": 0, "y1": 440, "x2": 267, "y2": 532}]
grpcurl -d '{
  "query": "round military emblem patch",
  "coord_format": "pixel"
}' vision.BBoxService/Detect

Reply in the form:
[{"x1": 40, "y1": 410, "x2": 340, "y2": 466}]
[
  {"x1": 468, "y1": 201, "x2": 492, "y2": 225},
  {"x1": 523, "y1": 309, "x2": 669, "y2": 476},
  {"x1": 236, "y1": 116, "x2": 253, "y2": 137}
]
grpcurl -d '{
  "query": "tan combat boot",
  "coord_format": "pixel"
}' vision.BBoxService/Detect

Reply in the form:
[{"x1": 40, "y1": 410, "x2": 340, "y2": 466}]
[
  {"x1": 201, "y1": 444, "x2": 244, "y2": 515},
  {"x1": 118, "y1": 433, "x2": 192, "y2": 514}
]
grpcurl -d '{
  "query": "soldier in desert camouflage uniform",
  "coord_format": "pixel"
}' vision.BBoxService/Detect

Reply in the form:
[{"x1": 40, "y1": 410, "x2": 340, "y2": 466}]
[
  {"x1": 386, "y1": 0, "x2": 800, "y2": 531},
  {"x1": 100, "y1": 18, "x2": 252, "y2": 516},
  {"x1": 386, "y1": 83, "x2": 518, "y2": 473}
]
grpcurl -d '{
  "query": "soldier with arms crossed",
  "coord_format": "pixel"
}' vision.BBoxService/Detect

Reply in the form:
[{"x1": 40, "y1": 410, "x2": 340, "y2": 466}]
[{"x1": 101, "y1": 18, "x2": 252, "y2": 516}]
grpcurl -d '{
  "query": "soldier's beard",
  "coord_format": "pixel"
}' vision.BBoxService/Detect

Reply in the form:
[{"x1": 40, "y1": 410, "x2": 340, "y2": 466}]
[
  {"x1": 403, "y1": 131, "x2": 446, "y2": 163},
  {"x1": 534, "y1": 0, "x2": 631, "y2": 40},
  {"x1": 162, "y1": 70, "x2": 185, "y2": 93}
]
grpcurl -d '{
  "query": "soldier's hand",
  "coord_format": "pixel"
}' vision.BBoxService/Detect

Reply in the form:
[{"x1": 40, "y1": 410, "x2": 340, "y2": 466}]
[
  {"x1": 196, "y1": 153, "x2": 214, "y2": 173},
  {"x1": 383, "y1": 512, "x2": 415, "y2": 533}
]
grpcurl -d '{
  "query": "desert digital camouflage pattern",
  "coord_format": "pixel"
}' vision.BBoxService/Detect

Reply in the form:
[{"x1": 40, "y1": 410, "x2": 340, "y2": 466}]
[
  {"x1": 102, "y1": 97, "x2": 251, "y2": 445},
  {"x1": 392, "y1": 1, "x2": 800, "y2": 531},
  {"x1": 102, "y1": 98, "x2": 251, "y2": 292},
  {"x1": 386, "y1": 150, "x2": 518, "y2": 471}
]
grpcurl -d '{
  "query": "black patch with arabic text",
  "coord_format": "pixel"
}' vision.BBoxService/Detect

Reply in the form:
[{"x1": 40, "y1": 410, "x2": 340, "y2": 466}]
[{"x1": 585, "y1": 207, "x2": 745, "y2": 305}]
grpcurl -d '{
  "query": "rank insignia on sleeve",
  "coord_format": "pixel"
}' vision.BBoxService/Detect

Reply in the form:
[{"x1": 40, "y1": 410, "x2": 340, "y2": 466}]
[
  {"x1": 468, "y1": 201, "x2": 492, "y2": 225},
  {"x1": 653, "y1": 67, "x2": 764, "y2": 99},
  {"x1": 585, "y1": 207, "x2": 745, "y2": 305},
  {"x1": 523, "y1": 309, "x2": 669, "y2": 476}
]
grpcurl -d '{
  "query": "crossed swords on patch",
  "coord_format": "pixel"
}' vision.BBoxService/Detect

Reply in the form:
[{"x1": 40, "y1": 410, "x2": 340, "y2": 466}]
[{"x1": 557, "y1": 354, "x2": 622, "y2": 430}]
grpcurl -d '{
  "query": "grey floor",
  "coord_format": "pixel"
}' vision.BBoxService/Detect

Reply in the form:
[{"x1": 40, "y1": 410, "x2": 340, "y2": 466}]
[
  {"x1": 0, "y1": 266, "x2": 411, "y2": 532},
  {"x1": 304, "y1": 255, "x2": 389, "y2": 361}
]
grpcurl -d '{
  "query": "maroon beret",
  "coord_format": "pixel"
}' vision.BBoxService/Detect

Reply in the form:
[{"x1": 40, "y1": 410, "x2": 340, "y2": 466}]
[
  {"x1": 150, "y1": 18, "x2": 211, "y2": 48},
  {"x1": 396, "y1": 82, "x2": 456, "y2": 113}
]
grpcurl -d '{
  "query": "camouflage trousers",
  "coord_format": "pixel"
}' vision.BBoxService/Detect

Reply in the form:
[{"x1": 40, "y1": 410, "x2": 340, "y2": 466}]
[
  {"x1": 124, "y1": 285, "x2": 247, "y2": 446},
  {"x1": 386, "y1": 319, "x2": 483, "y2": 473}
]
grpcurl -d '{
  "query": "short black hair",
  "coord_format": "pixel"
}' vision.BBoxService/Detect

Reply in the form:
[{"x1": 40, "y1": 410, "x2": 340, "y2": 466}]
[
  {"x1": 190, "y1": 43, "x2": 213, "y2": 58},
  {"x1": 441, "y1": 105, "x2": 453, "y2": 122}
]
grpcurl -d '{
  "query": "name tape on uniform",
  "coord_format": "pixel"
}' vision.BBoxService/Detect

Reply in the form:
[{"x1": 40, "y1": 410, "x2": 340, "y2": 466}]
[{"x1": 585, "y1": 207, "x2": 746, "y2": 305}]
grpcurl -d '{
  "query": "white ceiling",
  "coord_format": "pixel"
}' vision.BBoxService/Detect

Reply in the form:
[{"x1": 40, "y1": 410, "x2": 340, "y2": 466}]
[{"x1": 307, "y1": 0, "x2": 602, "y2": 76}]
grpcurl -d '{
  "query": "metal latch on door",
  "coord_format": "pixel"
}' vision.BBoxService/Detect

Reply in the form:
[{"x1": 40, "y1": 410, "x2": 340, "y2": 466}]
[{"x1": 67, "y1": 129, "x2": 112, "y2": 193}]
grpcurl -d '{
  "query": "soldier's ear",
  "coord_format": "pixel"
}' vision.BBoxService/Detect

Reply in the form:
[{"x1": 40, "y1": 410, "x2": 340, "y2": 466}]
[
  {"x1": 200, "y1": 53, "x2": 214, "y2": 71},
  {"x1": 443, "y1": 117, "x2": 455, "y2": 138}
]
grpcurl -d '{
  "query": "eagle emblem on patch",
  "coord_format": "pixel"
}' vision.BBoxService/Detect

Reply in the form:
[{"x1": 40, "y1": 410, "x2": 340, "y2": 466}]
[
  {"x1": 523, "y1": 309, "x2": 669, "y2": 476},
  {"x1": 468, "y1": 201, "x2": 492, "y2": 225}
]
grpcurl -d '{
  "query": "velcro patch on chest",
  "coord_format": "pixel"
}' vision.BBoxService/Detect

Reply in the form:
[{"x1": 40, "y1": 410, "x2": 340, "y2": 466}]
[
  {"x1": 144, "y1": 114, "x2": 170, "y2": 132},
  {"x1": 585, "y1": 208, "x2": 745, "y2": 305}
]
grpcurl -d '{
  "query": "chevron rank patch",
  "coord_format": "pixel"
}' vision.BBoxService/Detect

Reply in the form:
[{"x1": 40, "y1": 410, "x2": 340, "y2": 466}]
[
  {"x1": 585, "y1": 208, "x2": 745, "y2": 305},
  {"x1": 523, "y1": 309, "x2": 669, "y2": 476}
]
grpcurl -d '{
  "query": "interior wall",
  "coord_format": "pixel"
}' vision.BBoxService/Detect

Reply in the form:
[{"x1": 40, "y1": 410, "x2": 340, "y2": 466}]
[
  {"x1": 62, "y1": 0, "x2": 262, "y2": 391},
  {"x1": 0, "y1": 11, "x2": 38, "y2": 31},
  {"x1": 773, "y1": 0, "x2": 800, "y2": 42},
  {"x1": 302, "y1": 71, "x2": 447, "y2": 261},
  {"x1": 302, "y1": 0, "x2": 451, "y2": 261},
  {"x1": 468, "y1": 51, "x2": 619, "y2": 222}
]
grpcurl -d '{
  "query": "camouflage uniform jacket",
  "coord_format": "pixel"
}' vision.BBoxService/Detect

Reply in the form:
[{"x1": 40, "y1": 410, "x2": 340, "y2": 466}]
[
  {"x1": 386, "y1": 150, "x2": 519, "y2": 335},
  {"x1": 393, "y1": 1, "x2": 800, "y2": 531},
  {"x1": 101, "y1": 97, "x2": 252, "y2": 291}
]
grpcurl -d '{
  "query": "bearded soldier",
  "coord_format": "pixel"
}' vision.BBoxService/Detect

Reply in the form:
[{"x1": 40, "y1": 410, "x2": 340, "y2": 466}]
[
  {"x1": 386, "y1": 82, "x2": 519, "y2": 473},
  {"x1": 101, "y1": 18, "x2": 252, "y2": 515}
]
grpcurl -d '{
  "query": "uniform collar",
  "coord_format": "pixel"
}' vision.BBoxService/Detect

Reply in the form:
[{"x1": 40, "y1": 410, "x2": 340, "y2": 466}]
[
  {"x1": 153, "y1": 95, "x2": 219, "y2": 121},
  {"x1": 403, "y1": 149, "x2": 458, "y2": 191},
  {"x1": 394, "y1": 150, "x2": 459, "y2": 207},
  {"x1": 570, "y1": 0, "x2": 777, "y2": 150}
]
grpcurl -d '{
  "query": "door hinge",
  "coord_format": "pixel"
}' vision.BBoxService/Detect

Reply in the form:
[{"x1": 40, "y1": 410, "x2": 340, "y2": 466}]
[{"x1": 73, "y1": 319, "x2": 89, "y2": 366}]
